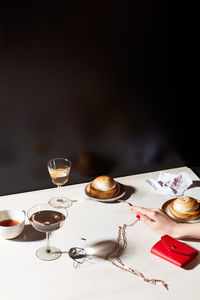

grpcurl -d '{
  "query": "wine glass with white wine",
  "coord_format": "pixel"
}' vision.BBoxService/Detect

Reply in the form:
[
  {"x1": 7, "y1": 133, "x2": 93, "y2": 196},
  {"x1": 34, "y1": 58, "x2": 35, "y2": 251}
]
[{"x1": 47, "y1": 158, "x2": 72, "y2": 208}]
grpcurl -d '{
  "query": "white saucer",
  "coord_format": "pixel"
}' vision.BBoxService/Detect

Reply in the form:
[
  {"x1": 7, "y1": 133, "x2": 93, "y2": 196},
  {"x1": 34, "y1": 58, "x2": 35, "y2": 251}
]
[
  {"x1": 162, "y1": 199, "x2": 200, "y2": 223},
  {"x1": 85, "y1": 182, "x2": 126, "y2": 202}
]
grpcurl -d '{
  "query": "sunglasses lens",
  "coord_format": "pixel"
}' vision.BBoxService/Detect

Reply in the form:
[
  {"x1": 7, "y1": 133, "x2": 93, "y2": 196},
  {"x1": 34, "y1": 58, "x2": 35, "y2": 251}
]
[{"x1": 69, "y1": 248, "x2": 86, "y2": 267}]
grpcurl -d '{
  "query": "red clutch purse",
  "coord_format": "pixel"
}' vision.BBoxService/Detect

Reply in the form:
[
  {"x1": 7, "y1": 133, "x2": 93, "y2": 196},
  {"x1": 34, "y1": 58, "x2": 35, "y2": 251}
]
[{"x1": 151, "y1": 235, "x2": 198, "y2": 268}]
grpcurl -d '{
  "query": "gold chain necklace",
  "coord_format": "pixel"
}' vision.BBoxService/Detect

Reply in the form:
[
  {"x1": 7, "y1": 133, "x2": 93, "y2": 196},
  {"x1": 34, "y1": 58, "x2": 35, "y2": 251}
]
[{"x1": 104, "y1": 220, "x2": 168, "y2": 290}]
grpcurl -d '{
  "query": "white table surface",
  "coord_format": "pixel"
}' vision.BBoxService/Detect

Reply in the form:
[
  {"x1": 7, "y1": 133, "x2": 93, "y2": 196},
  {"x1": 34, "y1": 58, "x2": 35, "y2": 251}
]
[{"x1": 1, "y1": 166, "x2": 200, "y2": 300}]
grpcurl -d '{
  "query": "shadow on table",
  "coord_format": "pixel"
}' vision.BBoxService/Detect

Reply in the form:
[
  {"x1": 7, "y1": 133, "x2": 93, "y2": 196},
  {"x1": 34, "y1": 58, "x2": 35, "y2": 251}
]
[
  {"x1": 11, "y1": 224, "x2": 46, "y2": 242},
  {"x1": 121, "y1": 184, "x2": 136, "y2": 201},
  {"x1": 104, "y1": 184, "x2": 135, "y2": 204},
  {"x1": 86, "y1": 240, "x2": 124, "y2": 258},
  {"x1": 189, "y1": 180, "x2": 200, "y2": 189}
]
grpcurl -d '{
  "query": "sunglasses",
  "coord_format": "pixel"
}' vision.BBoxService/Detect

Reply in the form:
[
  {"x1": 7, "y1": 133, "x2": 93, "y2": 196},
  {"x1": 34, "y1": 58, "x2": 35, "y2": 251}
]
[{"x1": 68, "y1": 247, "x2": 87, "y2": 268}]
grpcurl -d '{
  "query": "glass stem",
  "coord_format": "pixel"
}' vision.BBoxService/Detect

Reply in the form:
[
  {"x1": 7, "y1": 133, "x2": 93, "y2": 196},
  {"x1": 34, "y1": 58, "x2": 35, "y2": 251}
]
[
  {"x1": 57, "y1": 185, "x2": 65, "y2": 203},
  {"x1": 57, "y1": 185, "x2": 61, "y2": 193},
  {"x1": 46, "y1": 232, "x2": 51, "y2": 253}
]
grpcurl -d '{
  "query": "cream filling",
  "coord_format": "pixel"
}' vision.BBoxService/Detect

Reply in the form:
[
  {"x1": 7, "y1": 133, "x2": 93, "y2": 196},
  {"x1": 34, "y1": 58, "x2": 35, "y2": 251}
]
[
  {"x1": 173, "y1": 202, "x2": 199, "y2": 212},
  {"x1": 93, "y1": 181, "x2": 116, "y2": 191}
]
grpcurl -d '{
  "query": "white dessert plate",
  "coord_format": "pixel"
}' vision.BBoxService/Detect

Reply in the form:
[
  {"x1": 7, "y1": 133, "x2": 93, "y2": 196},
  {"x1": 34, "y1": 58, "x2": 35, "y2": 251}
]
[
  {"x1": 85, "y1": 182, "x2": 126, "y2": 202},
  {"x1": 162, "y1": 199, "x2": 200, "y2": 223}
]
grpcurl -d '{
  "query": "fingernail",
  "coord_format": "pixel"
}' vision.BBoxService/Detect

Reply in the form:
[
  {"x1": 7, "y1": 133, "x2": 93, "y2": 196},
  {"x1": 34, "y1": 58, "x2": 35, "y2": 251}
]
[{"x1": 136, "y1": 215, "x2": 140, "y2": 220}]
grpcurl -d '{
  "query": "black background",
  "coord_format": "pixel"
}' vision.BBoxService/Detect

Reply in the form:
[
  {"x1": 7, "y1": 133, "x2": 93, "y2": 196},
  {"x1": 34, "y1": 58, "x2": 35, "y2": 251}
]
[{"x1": 0, "y1": 1, "x2": 198, "y2": 195}]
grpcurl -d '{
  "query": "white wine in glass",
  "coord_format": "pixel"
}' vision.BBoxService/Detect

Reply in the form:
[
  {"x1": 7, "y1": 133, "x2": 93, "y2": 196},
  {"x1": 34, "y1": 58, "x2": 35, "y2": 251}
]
[{"x1": 47, "y1": 158, "x2": 72, "y2": 208}]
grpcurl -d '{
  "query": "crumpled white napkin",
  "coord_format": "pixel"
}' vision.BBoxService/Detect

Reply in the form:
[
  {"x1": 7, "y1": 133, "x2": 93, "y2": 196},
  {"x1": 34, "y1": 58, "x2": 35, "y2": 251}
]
[{"x1": 146, "y1": 172, "x2": 193, "y2": 196}]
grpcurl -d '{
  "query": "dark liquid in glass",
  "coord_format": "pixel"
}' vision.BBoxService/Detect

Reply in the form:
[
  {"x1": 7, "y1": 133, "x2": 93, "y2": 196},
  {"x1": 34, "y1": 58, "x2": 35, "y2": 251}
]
[
  {"x1": 30, "y1": 210, "x2": 65, "y2": 232},
  {"x1": 0, "y1": 219, "x2": 20, "y2": 226}
]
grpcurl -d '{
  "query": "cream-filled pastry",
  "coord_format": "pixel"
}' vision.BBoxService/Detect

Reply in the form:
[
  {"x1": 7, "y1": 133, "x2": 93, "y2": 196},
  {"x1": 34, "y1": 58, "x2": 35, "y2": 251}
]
[
  {"x1": 169, "y1": 196, "x2": 200, "y2": 220},
  {"x1": 87, "y1": 175, "x2": 118, "y2": 199}
]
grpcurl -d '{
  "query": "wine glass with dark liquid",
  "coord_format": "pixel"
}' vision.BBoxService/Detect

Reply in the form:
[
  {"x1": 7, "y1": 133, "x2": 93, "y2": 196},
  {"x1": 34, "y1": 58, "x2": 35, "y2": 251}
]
[
  {"x1": 47, "y1": 158, "x2": 72, "y2": 208},
  {"x1": 27, "y1": 203, "x2": 67, "y2": 261}
]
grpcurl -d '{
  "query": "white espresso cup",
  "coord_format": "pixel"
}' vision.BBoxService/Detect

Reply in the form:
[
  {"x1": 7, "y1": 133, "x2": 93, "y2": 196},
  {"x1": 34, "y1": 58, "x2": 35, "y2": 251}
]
[{"x1": 0, "y1": 209, "x2": 26, "y2": 239}]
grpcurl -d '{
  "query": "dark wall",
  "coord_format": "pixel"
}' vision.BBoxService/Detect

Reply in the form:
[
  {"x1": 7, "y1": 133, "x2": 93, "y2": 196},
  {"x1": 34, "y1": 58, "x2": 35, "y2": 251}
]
[{"x1": 0, "y1": 1, "x2": 197, "y2": 195}]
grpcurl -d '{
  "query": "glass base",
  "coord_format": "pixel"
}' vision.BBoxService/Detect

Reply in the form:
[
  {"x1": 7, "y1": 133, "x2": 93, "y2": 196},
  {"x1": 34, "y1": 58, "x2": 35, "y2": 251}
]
[
  {"x1": 36, "y1": 246, "x2": 61, "y2": 261},
  {"x1": 48, "y1": 197, "x2": 72, "y2": 209}
]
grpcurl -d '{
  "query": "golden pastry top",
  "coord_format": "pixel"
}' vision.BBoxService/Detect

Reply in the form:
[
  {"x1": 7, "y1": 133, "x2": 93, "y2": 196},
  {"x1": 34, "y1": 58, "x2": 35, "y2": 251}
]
[
  {"x1": 172, "y1": 196, "x2": 199, "y2": 213},
  {"x1": 91, "y1": 175, "x2": 116, "y2": 191}
]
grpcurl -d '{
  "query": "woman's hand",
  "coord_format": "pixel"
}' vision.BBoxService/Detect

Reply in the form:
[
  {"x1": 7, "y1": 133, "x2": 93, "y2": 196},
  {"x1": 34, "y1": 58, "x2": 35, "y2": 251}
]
[{"x1": 131, "y1": 205, "x2": 180, "y2": 238}]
